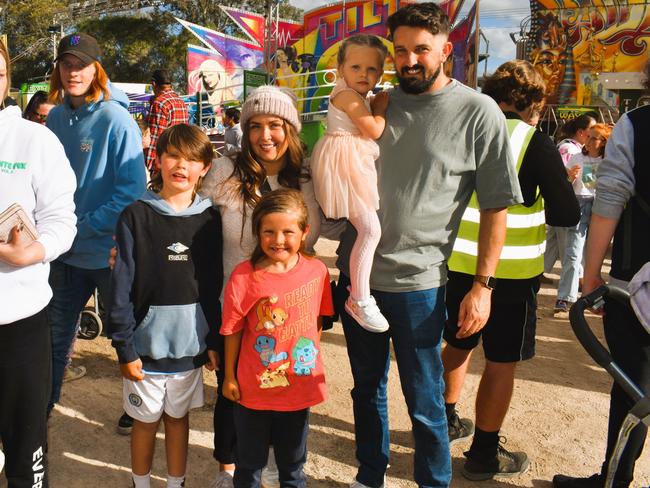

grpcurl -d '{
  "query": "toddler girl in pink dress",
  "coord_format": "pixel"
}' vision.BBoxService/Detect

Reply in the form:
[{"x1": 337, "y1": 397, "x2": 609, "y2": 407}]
[{"x1": 311, "y1": 35, "x2": 389, "y2": 333}]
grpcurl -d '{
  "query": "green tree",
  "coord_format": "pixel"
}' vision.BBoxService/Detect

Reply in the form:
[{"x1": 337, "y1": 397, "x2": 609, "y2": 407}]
[
  {"x1": 76, "y1": 11, "x2": 191, "y2": 87},
  {"x1": 0, "y1": 0, "x2": 67, "y2": 86},
  {"x1": 168, "y1": 0, "x2": 302, "y2": 31}
]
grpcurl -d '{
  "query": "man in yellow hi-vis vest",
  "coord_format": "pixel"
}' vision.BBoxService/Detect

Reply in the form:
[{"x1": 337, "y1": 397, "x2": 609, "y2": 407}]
[{"x1": 442, "y1": 60, "x2": 580, "y2": 481}]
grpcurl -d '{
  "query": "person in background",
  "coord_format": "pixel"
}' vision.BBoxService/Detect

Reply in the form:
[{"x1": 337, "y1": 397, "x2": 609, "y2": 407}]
[
  {"x1": 0, "y1": 37, "x2": 77, "y2": 488},
  {"x1": 553, "y1": 65, "x2": 650, "y2": 488},
  {"x1": 222, "y1": 107, "x2": 242, "y2": 157},
  {"x1": 46, "y1": 33, "x2": 147, "y2": 426},
  {"x1": 554, "y1": 123, "x2": 612, "y2": 316},
  {"x1": 543, "y1": 114, "x2": 596, "y2": 303},
  {"x1": 145, "y1": 69, "x2": 189, "y2": 174},
  {"x1": 442, "y1": 60, "x2": 580, "y2": 481},
  {"x1": 23, "y1": 90, "x2": 54, "y2": 125}
]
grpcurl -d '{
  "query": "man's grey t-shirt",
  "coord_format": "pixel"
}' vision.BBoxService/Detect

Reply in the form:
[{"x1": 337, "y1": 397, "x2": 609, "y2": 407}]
[{"x1": 337, "y1": 80, "x2": 522, "y2": 292}]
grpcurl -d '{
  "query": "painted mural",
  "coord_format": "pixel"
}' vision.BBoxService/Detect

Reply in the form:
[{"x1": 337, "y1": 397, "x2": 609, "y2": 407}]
[
  {"x1": 178, "y1": 0, "x2": 478, "y2": 115},
  {"x1": 528, "y1": 0, "x2": 650, "y2": 107}
]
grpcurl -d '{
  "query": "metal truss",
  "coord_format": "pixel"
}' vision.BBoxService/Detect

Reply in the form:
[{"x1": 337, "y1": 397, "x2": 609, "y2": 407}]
[{"x1": 66, "y1": 0, "x2": 163, "y2": 20}]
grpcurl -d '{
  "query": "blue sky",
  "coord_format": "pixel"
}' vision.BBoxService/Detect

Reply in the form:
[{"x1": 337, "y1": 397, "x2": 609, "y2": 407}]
[{"x1": 288, "y1": 0, "x2": 532, "y2": 75}]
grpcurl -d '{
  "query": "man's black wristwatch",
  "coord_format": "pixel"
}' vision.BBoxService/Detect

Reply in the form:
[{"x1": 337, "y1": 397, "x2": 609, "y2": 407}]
[{"x1": 474, "y1": 274, "x2": 497, "y2": 290}]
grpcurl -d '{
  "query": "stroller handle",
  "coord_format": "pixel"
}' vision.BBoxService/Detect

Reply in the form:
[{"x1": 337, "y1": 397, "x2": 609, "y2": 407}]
[{"x1": 569, "y1": 285, "x2": 645, "y2": 403}]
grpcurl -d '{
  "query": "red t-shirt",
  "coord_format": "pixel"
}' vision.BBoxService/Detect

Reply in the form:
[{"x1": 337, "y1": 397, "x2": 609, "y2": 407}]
[{"x1": 221, "y1": 255, "x2": 334, "y2": 411}]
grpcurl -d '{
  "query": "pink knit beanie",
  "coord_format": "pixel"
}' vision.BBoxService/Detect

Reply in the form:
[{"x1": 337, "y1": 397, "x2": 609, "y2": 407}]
[{"x1": 240, "y1": 85, "x2": 302, "y2": 132}]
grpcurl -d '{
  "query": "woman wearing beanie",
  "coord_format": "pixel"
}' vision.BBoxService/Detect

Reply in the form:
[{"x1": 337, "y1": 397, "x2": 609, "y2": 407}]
[
  {"x1": 200, "y1": 85, "x2": 321, "y2": 488},
  {"x1": 0, "y1": 38, "x2": 77, "y2": 488},
  {"x1": 45, "y1": 32, "x2": 147, "y2": 417}
]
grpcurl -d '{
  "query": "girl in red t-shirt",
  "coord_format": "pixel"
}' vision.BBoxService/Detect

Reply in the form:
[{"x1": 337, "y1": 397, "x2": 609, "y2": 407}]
[{"x1": 221, "y1": 189, "x2": 333, "y2": 488}]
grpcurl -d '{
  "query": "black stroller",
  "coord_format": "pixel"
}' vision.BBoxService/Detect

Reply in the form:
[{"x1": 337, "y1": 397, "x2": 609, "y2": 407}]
[{"x1": 569, "y1": 285, "x2": 650, "y2": 488}]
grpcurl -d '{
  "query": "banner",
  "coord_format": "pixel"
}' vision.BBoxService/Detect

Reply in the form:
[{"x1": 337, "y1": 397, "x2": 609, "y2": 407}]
[
  {"x1": 220, "y1": 6, "x2": 304, "y2": 48},
  {"x1": 186, "y1": 44, "x2": 242, "y2": 110},
  {"x1": 177, "y1": 18, "x2": 263, "y2": 71},
  {"x1": 449, "y1": 2, "x2": 477, "y2": 87},
  {"x1": 178, "y1": 0, "x2": 476, "y2": 116},
  {"x1": 528, "y1": 0, "x2": 650, "y2": 106}
]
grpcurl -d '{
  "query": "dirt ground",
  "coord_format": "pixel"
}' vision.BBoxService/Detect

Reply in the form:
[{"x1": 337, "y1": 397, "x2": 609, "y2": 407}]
[{"x1": 4, "y1": 238, "x2": 648, "y2": 488}]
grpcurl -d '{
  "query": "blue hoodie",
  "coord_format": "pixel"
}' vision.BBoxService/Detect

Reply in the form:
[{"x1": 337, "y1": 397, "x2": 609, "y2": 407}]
[{"x1": 47, "y1": 82, "x2": 146, "y2": 269}]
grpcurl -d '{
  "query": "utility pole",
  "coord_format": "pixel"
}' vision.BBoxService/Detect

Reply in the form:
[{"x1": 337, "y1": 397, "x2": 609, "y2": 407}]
[{"x1": 47, "y1": 23, "x2": 63, "y2": 63}]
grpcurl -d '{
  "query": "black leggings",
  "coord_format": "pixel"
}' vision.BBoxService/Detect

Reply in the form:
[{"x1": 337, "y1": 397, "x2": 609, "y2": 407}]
[
  {"x1": 213, "y1": 367, "x2": 237, "y2": 464},
  {"x1": 602, "y1": 298, "x2": 650, "y2": 485},
  {"x1": 0, "y1": 309, "x2": 50, "y2": 488}
]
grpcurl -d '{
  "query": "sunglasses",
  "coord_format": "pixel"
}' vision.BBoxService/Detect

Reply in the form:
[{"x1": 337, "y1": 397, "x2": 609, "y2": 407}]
[{"x1": 36, "y1": 113, "x2": 48, "y2": 122}]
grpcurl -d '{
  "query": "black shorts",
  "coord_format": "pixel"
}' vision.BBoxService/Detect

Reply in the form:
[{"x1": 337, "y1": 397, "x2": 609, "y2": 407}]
[{"x1": 443, "y1": 271, "x2": 539, "y2": 363}]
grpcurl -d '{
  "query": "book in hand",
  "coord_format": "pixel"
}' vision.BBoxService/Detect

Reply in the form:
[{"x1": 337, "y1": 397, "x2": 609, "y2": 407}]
[{"x1": 0, "y1": 203, "x2": 39, "y2": 244}]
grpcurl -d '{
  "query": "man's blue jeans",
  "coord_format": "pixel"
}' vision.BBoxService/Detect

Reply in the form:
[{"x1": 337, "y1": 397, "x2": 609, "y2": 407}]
[
  {"x1": 335, "y1": 274, "x2": 451, "y2": 488},
  {"x1": 47, "y1": 260, "x2": 111, "y2": 411}
]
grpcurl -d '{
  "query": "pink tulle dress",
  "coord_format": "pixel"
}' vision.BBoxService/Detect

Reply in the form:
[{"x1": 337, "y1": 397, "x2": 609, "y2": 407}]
[{"x1": 310, "y1": 79, "x2": 380, "y2": 219}]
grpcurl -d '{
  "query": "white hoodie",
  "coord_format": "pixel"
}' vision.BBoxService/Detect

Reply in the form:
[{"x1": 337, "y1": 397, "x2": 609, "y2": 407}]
[{"x1": 0, "y1": 106, "x2": 77, "y2": 325}]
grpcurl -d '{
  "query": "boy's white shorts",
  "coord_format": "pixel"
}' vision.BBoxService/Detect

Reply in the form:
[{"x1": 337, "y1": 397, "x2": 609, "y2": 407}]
[{"x1": 123, "y1": 368, "x2": 204, "y2": 423}]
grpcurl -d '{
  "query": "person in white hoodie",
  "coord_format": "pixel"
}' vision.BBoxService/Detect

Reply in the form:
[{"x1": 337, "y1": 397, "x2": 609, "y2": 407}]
[{"x1": 0, "y1": 39, "x2": 77, "y2": 488}]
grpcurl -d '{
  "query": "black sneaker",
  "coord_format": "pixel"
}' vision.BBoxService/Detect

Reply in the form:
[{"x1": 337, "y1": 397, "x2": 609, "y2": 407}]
[
  {"x1": 553, "y1": 473, "x2": 629, "y2": 488},
  {"x1": 448, "y1": 411, "x2": 474, "y2": 446},
  {"x1": 462, "y1": 440, "x2": 529, "y2": 481},
  {"x1": 117, "y1": 412, "x2": 133, "y2": 436}
]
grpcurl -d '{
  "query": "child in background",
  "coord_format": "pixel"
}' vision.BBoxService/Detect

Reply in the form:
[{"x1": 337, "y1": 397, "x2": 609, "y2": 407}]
[
  {"x1": 553, "y1": 123, "x2": 612, "y2": 314},
  {"x1": 571, "y1": 123, "x2": 611, "y2": 191},
  {"x1": 109, "y1": 124, "x2": 223, "y2": 488},
  {"x1": 221, "y1": 189, "x2": 333, "y2": 488},
  {"x1": 310, "y1": 34, "x2": 389, "y2": 333}
]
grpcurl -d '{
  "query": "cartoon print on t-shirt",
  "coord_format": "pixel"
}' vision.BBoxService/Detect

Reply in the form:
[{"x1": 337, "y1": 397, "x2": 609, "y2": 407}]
[
  {"x1": 258, "y1": 361, "x2": 290, "y2": 389},
  {"x1": 254, "y1": 335, "x2": 289, "y2": 366},
  {"x1": 255, "y1": 295, "x2": 289, "y2": 332},
  {"x1": 291, "y1": 337, "x2": 319, "y2": 375}
]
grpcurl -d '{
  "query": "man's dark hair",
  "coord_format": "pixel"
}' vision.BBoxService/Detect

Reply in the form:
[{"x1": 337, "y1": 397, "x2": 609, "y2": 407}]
[
  {"x1": 387, "y1": 2, "x2": 450, "y2": 40},
  {"x1": 225, "y1": 107, "x2": 240, "y2": 123}
]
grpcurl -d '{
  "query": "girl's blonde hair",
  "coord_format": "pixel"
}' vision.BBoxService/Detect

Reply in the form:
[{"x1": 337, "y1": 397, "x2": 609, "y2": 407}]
[
  {"x1": 250, "y1": 188, "x2": 312, "y2": 265},
  {"x1": 48, "y1": 60, "x2": 110, "y2": 105},
  {"x1": 337, "y1": 34, "x2": 388, "y2": 68},
  {"x1": 0, "y1": 38, "x2": 11, "y2": 102},
  {"x1": 148, "y1": 124, "x2": 213, "y2": 194}
]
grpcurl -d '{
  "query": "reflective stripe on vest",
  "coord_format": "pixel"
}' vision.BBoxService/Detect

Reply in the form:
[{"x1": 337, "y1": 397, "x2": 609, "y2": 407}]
[{"x1": 448, "y1": 119, "x2": 545, "y2": 279}]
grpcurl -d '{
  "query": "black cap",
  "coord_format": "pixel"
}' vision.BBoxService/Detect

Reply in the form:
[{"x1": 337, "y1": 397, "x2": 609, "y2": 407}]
[
  {"x1": 56, "y1": 33, "x2": 101, "y2": 65},
  {"x1": 151, "y1": 69, "x2": 172, "y2": 85}
]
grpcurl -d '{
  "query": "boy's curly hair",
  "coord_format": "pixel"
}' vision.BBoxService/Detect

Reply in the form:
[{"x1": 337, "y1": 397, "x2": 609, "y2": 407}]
[{"x1": 481, "y1": 60, "x2": 546, "y2": 113}]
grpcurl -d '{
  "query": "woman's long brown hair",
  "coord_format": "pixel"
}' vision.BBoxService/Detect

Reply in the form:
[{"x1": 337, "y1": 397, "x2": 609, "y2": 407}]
[{"x1": 230, "y1": 118, "x2": 309, "y2": 240}]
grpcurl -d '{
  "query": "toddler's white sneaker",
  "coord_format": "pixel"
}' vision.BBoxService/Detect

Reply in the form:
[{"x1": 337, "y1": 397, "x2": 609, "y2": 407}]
[{"x1": 345, "y1": 295, "x2": 389, "y2": 333}]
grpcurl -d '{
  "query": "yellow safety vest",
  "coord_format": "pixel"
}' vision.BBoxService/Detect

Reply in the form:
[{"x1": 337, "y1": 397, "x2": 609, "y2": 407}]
[{"x1": 447, "y1": 119, "x2": 545, "y2": 279}]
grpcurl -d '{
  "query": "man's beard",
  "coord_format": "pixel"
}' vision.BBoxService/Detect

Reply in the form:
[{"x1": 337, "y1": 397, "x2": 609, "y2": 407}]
[{"x1": 397, "y1": 64, "x2": 441, "y2": 94}]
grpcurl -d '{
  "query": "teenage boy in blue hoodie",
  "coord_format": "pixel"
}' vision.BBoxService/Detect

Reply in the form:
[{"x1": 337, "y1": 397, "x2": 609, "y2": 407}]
[{"x1": 46, "y1": 33, "x2": 147, "y2": 414}]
